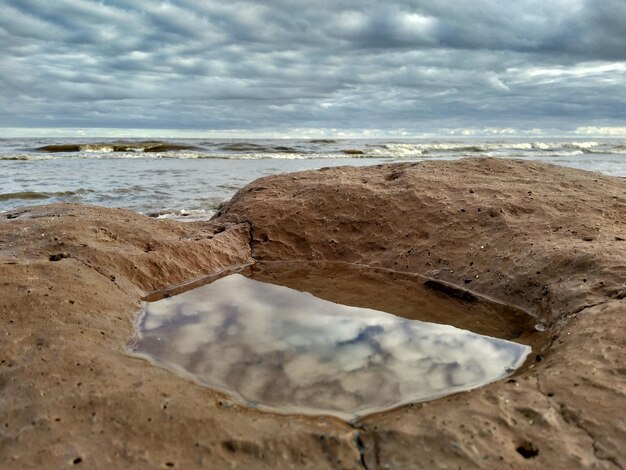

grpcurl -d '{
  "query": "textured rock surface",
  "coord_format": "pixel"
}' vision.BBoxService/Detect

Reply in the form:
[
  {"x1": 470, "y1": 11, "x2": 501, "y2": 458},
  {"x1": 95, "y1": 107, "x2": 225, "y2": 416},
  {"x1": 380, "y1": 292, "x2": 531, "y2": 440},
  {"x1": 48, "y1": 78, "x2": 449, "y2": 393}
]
[{"x1": 1, "y1": 158, "x2": 625, "y2": 468}]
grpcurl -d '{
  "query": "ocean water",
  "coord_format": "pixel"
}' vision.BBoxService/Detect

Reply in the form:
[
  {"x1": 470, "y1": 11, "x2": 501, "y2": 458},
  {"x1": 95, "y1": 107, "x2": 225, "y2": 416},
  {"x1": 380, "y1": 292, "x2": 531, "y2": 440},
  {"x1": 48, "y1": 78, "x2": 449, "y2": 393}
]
[{"x1": 1, "y1": 137, "x2": 624, "y2": 219}]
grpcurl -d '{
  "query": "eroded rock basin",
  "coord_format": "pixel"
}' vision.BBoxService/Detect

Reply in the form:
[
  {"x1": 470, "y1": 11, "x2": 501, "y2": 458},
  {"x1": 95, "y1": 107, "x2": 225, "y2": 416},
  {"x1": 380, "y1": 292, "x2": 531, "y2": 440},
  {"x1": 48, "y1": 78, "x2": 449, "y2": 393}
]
[
  {"x1": 2, "y1": 159, "x2": 624, "y2": 468},
  {"x1": 130, "y1": 262, "x2": 541, "y2": 421}
]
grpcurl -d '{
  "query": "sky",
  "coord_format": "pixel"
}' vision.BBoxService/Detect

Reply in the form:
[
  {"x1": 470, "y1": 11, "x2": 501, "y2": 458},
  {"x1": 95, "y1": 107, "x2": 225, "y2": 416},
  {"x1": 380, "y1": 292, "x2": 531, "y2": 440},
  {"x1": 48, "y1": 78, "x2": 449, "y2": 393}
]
[{"x1": 1, "y1": 0, "x2": 625, "y2": 137}]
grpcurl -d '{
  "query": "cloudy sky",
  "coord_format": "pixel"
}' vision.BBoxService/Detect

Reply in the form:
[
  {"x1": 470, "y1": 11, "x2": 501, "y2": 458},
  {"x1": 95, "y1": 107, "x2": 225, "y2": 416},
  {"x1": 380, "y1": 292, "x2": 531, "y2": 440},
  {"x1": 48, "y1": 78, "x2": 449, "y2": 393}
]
[{"x1": 1, "y1": 0, "x2": 625, "y2": 136}]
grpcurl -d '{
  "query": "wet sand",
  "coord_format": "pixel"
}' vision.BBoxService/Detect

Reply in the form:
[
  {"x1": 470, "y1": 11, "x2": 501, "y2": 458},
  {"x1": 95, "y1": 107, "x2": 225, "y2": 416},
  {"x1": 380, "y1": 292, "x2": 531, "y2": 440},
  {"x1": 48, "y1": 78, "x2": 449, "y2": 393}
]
[{"x1": 1, "y1": 158, "x2": 624, "y2": 468}]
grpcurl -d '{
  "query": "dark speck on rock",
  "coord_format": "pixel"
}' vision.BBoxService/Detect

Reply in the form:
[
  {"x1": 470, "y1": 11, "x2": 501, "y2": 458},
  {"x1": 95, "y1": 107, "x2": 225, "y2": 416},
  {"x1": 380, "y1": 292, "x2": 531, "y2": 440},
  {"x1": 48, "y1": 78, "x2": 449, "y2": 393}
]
[
  {"x1": 516, "y1": 442, "x2": 539, "y2": 459},
  {"x1": 49, "y1": 253, "x2": 70, "y2": 261}
]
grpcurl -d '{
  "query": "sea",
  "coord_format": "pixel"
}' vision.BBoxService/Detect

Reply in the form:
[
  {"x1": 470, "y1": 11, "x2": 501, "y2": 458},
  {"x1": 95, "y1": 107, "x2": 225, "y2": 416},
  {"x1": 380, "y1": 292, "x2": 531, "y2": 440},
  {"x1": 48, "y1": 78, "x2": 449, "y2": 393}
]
[{"x1": 1, "y1": 137, "x2": 625, "y2": 221}]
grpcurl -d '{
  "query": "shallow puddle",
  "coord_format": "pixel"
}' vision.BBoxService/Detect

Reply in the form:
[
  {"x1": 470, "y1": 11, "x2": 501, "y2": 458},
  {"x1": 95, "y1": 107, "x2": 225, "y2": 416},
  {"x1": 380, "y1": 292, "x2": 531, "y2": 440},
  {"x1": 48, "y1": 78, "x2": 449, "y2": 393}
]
[{"x1": 130, "y1": 262, "x2": 534, "y2": 421}]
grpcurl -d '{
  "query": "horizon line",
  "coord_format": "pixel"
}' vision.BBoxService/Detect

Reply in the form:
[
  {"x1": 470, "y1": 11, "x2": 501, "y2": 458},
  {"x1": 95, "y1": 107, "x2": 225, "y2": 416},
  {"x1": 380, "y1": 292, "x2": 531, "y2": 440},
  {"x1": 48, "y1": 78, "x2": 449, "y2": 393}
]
[{"x1": 0, "y1": 126, "x2": 625, "y2": 139}]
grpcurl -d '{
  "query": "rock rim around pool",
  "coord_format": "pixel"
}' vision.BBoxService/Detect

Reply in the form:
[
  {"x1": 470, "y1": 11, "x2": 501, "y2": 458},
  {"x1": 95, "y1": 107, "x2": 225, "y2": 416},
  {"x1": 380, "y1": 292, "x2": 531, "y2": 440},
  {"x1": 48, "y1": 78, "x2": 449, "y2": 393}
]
[{"x1": 1, "y1": 158, "x2": 625, "y2": 468}]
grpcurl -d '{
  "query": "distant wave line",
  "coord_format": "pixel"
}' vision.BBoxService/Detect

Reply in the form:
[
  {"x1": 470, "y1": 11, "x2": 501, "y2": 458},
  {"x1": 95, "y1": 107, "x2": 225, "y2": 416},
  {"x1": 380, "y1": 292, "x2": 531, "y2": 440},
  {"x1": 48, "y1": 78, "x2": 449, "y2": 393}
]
[
  {"x1": 0, "y1": 138, "x2": 621, "y2": 161},
  {"x1": 0, "y1": 189, "x2": 94, "y2": 201}
]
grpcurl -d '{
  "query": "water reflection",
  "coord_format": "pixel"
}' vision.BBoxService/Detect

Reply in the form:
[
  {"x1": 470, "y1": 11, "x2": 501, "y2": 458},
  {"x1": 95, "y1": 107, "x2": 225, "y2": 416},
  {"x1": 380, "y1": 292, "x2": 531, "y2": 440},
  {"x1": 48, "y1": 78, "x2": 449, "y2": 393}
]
[{"x1": 131, "y1": 272, "x2": 531, "y2": 420}]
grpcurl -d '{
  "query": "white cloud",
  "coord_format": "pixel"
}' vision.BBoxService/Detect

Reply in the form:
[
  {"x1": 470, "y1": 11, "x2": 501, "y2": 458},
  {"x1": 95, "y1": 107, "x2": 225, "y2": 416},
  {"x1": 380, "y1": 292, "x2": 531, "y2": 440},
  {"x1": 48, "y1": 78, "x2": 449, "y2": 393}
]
[{"x1": 574, "y1": 126, "x2": 626, "y2": 136}]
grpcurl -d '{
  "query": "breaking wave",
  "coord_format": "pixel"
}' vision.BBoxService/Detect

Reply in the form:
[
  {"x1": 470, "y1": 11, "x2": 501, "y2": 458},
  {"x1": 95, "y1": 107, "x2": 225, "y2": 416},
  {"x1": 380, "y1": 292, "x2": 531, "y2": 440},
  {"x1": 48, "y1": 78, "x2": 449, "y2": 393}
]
[{"x1": 35, "y1": 140, "x2": 198, "y2": 153}]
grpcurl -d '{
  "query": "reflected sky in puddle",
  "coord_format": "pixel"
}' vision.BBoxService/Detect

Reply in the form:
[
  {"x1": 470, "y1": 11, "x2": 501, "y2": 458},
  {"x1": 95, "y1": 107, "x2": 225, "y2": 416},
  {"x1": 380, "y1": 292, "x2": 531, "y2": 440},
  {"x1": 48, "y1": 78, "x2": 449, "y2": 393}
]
[{"x1": 131, "y1": 271, "x2": 531, "y2": 420}]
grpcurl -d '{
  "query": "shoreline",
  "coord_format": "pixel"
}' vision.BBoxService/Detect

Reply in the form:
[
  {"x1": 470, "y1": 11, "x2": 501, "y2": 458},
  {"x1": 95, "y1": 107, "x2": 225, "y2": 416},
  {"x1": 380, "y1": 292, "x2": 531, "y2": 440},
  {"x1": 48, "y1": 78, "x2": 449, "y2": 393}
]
[{"x1": 1, "y1": 158, "x2": 624, "y2": 468}]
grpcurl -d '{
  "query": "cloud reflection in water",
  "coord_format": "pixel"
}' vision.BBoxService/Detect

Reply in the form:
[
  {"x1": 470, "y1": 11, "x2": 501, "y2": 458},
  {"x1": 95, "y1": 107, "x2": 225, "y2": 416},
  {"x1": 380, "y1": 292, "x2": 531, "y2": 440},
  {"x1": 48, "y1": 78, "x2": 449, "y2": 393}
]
[{"x1": 132, "y1": 273, "x2": 530, "y2": 420}]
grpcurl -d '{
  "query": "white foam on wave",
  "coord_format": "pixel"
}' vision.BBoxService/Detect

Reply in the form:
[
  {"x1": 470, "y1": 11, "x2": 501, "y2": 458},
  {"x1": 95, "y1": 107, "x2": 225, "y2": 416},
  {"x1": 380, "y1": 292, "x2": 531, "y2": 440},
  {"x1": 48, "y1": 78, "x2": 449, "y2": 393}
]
[
  {"x1": 82, "y1": 145, "x2": 115, "y2": 153},
  {"x1": 567, "y1": 141, "x2": 600, "y2": 149}
]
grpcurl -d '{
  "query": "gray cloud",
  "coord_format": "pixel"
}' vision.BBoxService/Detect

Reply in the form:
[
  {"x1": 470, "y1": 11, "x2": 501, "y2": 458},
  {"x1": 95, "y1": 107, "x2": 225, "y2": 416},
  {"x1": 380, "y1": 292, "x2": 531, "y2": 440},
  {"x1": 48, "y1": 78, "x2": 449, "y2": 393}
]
[{"x1": 1, "y1": 0, "x2": 624, "y2": 132}]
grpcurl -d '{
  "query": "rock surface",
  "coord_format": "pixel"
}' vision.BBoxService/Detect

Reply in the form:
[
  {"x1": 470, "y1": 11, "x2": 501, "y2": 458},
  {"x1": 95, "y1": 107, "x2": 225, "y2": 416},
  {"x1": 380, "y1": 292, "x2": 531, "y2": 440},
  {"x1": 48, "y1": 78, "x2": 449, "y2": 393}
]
[{"x1": 1, "y1": 158, "x2": 625, "y2": 469}]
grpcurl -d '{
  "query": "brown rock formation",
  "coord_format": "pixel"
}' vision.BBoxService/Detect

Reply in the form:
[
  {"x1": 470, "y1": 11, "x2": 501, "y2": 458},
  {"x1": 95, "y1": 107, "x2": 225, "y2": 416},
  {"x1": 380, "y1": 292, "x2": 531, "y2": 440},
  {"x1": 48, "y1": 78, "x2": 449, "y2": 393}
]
[{"x1": 1, "y1": 158, "x2": 625, "y2": 468}]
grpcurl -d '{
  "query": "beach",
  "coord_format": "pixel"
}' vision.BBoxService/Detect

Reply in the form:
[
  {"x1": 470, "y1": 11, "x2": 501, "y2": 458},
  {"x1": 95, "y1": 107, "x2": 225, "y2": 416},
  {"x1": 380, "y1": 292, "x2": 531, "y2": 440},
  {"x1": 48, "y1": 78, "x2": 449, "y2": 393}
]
[
  {"x1": 4, "y1": 0, "x2": 626, "y2": 466},
  {"x1": 1, "y1": 157, "x2": 624, "y2": 468}
]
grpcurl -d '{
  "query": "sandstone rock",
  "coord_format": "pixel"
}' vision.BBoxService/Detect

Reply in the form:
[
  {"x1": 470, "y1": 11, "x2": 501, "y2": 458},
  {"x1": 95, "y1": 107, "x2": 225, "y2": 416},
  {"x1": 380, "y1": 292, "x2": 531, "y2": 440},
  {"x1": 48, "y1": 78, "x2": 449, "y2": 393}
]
[{"x1": 1, "y1": 158, "x2": 624, "y2": 468}]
